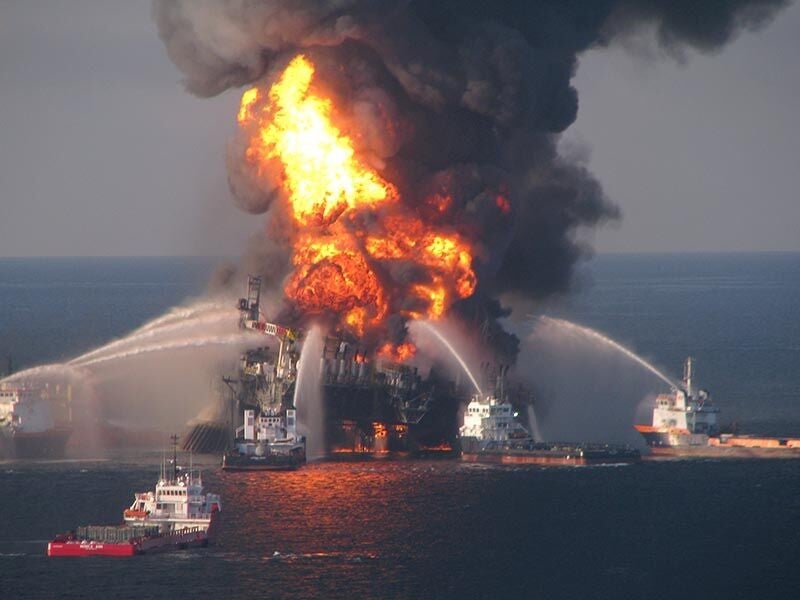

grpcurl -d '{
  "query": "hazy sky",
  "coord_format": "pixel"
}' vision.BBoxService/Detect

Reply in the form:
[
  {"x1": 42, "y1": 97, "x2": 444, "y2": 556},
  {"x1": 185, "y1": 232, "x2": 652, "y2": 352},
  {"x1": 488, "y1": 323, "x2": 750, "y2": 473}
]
[{"x1": 0, "y1": 0, "x2": 798, "y2": 257}]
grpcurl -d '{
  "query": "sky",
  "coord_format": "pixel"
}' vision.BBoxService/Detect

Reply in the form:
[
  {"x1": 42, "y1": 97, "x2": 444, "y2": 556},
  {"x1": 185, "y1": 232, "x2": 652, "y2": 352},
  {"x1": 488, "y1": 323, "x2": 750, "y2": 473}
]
[{"x1": 0, "y1": 0, "x2": 798, "y2": 257}]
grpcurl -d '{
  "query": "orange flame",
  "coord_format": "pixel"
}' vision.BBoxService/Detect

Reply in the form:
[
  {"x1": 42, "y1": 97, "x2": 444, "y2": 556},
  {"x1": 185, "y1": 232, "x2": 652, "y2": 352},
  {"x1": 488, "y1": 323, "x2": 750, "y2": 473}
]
[
  {"x1": 364, "y1": 214, "x2": 476, "y2": 319},
  {"x1": 284, "y1": 228, "x2": 387, "y2": 336},
  {"x1": 239, "y1": 56, "x2": 396, "y2": 226},
  {"x1": 377, "y1": 342, "x2": 417, "y2": 363},
  {"x1": 237, "y1": 54, "x2": 479, "y2": 339}
]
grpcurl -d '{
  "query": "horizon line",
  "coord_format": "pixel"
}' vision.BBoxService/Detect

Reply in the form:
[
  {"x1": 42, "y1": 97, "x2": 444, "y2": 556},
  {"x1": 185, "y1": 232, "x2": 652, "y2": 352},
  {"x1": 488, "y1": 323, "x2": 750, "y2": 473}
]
[{"x1": 1, "y1": 250, "x2": 799, "y2": 260}]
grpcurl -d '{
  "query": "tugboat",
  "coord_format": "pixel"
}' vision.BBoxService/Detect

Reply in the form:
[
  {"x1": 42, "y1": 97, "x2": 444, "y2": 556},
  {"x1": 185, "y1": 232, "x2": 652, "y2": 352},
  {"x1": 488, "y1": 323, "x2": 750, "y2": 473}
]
[
  {"x1": 459, "y1": 368, "x2": 640, "y2": 466},
  {"x1": 47, "y1": 437, "x2": 221, "y2": 556},
  {"x1": 635, "y1": 357, "x2": 800, "y2": 458},
  {"x1": 222, "y1": 406, "x2": 306, "y2": 471},
  {"x1": 220, "y1": 276, "x2": 307, "y2": 471}
]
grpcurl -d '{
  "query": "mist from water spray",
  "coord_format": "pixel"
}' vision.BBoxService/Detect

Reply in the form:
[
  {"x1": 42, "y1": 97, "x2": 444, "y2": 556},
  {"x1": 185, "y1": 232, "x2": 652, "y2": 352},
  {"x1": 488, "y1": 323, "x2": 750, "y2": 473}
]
[
  {"x1": 526, "y1": 405, "x2": 544, "y2": 443},
  {"x1": 0, "y1": 296, "x2": 262, "y2": 441},
  {"x1": 414, "y1": 321, "x2": 483, "y2": 396},
  {"x1": 0, "y1": 363, "x2": 89, "y2": 386},
  {"x1": 69, "y1": 308, "x2": 238, "y2": 365},
  {"x1": 137, "y1": 300, "x2": 229, "y2": 333},
  {"x1": 537, "y1": 316, "x2": 677, "y2": 389},
  {"x1": 293, "y1": 325, "x2": 326, "y2": 460}
]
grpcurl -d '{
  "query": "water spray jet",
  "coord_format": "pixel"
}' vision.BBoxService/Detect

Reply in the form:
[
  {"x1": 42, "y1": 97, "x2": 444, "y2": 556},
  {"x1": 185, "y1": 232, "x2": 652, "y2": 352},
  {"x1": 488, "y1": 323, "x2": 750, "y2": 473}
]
[
  {"x1": 536, "y1": 316, "x2": 677, "y2": 389},
  {"x1": 69, "y1": 309, "x2": 238, "y2": 365},
  {"x1": 413, "y1": 321, "x2": 482, "y2": 396},
  {"x1": 293, "y1": 325, "x2": 326, "y2": 460},
  {"x1": 73, "y1": 332, "x2": 261, "y2": 369}
]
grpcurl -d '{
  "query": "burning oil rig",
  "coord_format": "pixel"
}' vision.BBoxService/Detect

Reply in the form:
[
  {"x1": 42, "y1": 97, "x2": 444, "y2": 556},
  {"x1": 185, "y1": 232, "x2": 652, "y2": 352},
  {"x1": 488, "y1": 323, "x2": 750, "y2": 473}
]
[{"x1": 183, "y1": 276, "x2": 463, "y2": 456}]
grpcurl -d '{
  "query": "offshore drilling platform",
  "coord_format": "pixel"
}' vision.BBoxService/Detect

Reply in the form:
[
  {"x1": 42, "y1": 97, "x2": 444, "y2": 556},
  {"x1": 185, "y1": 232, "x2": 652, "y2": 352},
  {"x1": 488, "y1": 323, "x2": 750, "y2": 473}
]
[{"x1": 183, "y1": 276, "x2": 463, "y2": 456}]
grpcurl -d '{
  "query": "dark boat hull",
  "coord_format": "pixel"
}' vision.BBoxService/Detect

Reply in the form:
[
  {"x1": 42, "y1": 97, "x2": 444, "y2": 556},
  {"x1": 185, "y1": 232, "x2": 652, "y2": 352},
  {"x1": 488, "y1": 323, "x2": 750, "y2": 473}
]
[
  {"x1": 4, "y1": 427, "x2": 72, "y2": 459},
  {"x1": 460, "y1": 439, "x2": 640, "y2": 466},
  {"x1": 222, "y1": 452, "x2": 304, "y2": 471}
]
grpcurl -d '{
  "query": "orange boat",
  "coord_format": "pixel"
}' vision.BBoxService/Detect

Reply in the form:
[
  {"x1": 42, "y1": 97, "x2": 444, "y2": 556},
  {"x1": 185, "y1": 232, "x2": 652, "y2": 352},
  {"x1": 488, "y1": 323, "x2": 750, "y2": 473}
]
[{"x1": 635, "y1": 358, "x2": 800, "y2": 458}]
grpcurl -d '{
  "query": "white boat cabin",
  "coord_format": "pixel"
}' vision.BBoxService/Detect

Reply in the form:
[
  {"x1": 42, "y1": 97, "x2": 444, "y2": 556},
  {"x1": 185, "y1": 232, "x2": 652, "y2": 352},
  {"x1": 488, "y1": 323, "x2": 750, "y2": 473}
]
[
  {"x1": 460, "y1": 396, "x2": 530, "y2": 442},
  {"x1": 125, "y1": 467, "x2": 221, "y2": 530}
]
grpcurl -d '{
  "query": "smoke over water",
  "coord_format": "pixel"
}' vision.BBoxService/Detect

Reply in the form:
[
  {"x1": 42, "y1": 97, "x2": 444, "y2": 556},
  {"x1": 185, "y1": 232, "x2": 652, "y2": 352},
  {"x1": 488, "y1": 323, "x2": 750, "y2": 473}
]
[{"x1": 155, "y1": 0, "x2": 786, "y2": 361}]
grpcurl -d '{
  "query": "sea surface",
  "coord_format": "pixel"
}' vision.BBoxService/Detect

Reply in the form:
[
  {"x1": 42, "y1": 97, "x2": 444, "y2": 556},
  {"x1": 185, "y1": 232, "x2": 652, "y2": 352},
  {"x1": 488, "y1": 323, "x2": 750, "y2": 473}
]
[{"x1": 1, "y1": 254, "x2": 799, "y2": 599}]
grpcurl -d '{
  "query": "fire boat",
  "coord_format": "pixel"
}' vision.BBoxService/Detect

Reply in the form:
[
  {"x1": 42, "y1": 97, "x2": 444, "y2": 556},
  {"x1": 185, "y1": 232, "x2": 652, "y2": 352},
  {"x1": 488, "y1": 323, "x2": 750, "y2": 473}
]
[
  {"x1": 459, "y1": 367, "x2": 640, "y2": 466},
  {"x1": 635, "y1": 357, "x2": 800, "y2": 458}
]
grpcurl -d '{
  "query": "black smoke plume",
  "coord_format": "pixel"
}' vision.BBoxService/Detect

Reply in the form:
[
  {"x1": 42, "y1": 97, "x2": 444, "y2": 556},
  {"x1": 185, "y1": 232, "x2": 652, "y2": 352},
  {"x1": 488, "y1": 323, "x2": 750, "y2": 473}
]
[{"x1": 154, "y1": 0, "x2": 786, "y2": 361}]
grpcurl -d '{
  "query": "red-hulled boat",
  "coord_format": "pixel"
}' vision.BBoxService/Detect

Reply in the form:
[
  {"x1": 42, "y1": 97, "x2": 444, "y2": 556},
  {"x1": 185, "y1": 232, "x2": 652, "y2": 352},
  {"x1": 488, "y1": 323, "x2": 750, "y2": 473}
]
[{"x1": 48, "y1": 445, "x2": 221, "y2": 557}]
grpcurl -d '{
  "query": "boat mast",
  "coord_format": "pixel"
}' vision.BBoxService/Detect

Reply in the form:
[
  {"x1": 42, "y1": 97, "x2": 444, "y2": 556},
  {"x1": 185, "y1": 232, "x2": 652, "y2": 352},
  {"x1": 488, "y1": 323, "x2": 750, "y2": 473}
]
[{"x1": 170, "y1": 434, "x2": 179, "y2": 481}]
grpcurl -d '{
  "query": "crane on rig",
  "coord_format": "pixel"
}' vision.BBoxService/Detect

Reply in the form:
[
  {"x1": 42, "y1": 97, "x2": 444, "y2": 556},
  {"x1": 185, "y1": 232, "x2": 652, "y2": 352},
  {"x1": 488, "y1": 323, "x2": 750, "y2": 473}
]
[
  {"x1": 238, "y1": 275, "x2": 300, "y2": 374},
  {"x1": 218, "y1": 276, "x2": 306, "y2": 469}
]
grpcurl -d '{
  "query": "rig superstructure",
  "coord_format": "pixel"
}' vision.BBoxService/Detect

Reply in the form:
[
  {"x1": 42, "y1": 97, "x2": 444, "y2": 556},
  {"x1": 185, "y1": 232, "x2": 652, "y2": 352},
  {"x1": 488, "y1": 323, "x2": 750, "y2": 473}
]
[
  {"x1": 221, "y1": 276, "x2": 306, "y2": 470},
  {"x1": 185, "y1": 276, "x2": 464, "y2": 458}
]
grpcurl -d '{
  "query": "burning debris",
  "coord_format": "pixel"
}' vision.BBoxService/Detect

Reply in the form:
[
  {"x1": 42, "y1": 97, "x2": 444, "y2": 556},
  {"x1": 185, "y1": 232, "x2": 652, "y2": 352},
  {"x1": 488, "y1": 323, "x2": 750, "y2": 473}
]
[{"x1": 155, "y1": 0, "x2": 787, "y2": 362}]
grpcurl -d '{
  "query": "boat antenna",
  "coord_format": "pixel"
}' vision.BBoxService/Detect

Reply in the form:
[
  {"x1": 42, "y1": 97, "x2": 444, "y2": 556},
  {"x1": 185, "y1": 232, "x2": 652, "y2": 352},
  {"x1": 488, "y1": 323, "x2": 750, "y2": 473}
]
[{"x1": 170, "y1": 434, "x2": 179, "y2": 481}]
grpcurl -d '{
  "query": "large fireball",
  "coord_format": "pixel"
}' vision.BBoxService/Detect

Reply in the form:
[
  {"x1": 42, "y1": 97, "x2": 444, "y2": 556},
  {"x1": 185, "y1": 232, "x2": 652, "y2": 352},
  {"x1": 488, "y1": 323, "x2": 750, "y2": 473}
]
[{"x1": 236, "y1": 54, "x2": 479, "y2": 348}]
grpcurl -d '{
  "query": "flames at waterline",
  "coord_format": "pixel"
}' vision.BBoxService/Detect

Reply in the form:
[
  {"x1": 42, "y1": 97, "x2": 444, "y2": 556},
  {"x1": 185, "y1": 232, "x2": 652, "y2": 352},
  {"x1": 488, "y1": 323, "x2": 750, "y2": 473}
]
[{"x1": 237, "y1": 55, "x2": 482, "y2": 343}]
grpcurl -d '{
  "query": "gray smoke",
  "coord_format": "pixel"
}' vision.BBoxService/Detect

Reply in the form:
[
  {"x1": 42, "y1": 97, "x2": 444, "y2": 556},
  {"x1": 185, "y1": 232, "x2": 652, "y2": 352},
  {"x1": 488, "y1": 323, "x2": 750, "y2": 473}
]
[{"x1": 154, "y1": 0, "x2": 787, "y2": 359}]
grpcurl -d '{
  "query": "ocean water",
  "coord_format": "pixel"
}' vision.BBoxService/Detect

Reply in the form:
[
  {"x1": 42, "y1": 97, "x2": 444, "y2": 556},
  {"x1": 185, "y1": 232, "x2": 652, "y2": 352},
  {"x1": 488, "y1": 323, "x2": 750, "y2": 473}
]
[
  {"x1": 1, "y1": 254, "x2": 799, "y2": 599},
  {"x1": 0, "y1": 257, "x2": 215, "y2": 371}
]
